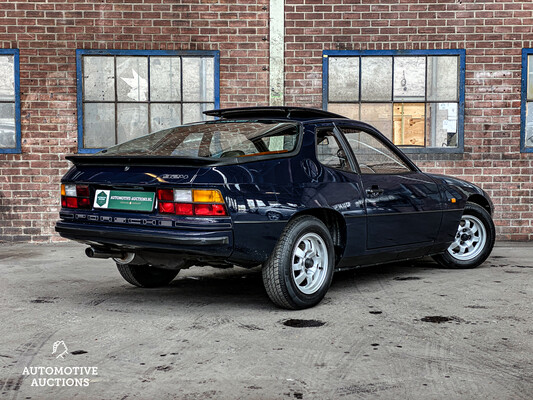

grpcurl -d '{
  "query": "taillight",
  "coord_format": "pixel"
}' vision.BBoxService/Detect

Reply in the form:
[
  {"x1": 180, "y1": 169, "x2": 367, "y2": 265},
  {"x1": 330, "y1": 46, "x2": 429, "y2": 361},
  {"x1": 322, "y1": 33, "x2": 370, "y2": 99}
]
[
  {"x1": 194, "y1": 204, "x2": 226, "y2": 216},
  {"x1": 61, "y1": 184, "x2": 91, "y2": 209},
  {"x1": 157, "y1": 189, "x2": 227, "y2": 217}
]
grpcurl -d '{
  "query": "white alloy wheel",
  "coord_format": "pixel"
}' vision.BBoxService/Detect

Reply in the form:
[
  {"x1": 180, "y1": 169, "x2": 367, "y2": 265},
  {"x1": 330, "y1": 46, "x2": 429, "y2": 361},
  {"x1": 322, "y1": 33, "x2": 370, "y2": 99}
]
[
  {"x1": 447, "y1": 215, "x2": 487, "y2": 261},
  {"x1": 291, "y1": 232, "x2": 329, "y2": 295}
]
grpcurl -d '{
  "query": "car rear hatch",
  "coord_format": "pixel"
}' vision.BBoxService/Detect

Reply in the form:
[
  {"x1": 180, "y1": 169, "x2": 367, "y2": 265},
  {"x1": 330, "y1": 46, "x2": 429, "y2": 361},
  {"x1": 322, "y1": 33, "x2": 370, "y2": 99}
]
[{"x1": 57, "y1": 162, "x2": 234, "y2": 256}]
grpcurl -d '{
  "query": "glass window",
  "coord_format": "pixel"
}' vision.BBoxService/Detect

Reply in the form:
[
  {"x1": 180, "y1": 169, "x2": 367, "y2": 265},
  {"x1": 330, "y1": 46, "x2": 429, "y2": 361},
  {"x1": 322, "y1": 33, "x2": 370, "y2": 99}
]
[
  {"x1": 340, "y1": 127, "x2": 411, "y2": 174},
  {"x1": 521, "y1": 49, "x2": 533, "y2": 152},
  {"x1": 100, "y1": 121, "x2": 299, "y2": 159},
  {"x1": 77, "y1": 50, "x2": 219, "y2": 153},
  {"x1": 324, "y1": 50, "x2": 464, "y2": 152},
  {"x1": 0, "y1": 50, "x2": 20, "y2": 153},
  {"x1": 315, "y1": 129, "x2": 353, "y2": 172}
]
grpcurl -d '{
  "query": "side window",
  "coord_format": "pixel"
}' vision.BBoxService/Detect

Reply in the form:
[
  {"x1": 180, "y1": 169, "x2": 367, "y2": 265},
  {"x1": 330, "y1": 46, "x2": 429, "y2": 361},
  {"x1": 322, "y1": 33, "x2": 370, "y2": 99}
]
[
  {"x1": 316, "y1": 128, "x2": 353, "y2": 172},
  {"x1": 0, "y1": 49, "x2": 20, "y2": 154},
  {"x1": 340, "y1": 127, "x2": 412, "y2": 174}
]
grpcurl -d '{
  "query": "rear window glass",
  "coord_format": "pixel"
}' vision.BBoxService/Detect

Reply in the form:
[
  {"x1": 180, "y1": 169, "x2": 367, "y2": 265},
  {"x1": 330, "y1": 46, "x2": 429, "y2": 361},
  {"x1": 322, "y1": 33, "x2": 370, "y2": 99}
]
[{"x1": 100, "y1": 121, "x2": 300, "y2": 158}]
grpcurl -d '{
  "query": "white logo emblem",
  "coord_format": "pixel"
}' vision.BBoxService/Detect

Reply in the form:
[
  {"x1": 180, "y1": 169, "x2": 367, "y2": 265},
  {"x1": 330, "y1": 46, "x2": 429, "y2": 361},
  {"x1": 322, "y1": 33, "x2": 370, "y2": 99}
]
[
  {"x1": 94, "y1": 190, "x2": 110, "y2": 209},
  {"x1": 52, "y1": 340, "x2": 69, "y2": 359}
]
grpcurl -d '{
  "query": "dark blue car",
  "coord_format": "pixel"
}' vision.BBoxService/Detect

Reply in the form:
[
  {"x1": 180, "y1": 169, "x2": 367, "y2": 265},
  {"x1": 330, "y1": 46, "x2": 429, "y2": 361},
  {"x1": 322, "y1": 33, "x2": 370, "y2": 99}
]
[{"x1": 56, "y1": 107, "x2": 495, "y2": 309}]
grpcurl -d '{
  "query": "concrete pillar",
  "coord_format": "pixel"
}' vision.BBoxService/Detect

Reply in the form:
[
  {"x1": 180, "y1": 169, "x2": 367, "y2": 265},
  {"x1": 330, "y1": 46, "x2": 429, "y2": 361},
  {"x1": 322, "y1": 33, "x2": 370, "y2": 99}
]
[{"x1": 269, "y1": 0, "x2": 284, "y2": 106}]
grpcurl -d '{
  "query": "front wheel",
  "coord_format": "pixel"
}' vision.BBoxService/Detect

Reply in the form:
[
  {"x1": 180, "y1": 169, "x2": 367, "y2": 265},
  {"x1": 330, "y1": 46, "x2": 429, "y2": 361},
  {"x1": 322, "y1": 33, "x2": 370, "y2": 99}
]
[
  {"x1": 117, "y1": 263, "x2": 180, "y2": 288},
  {"x1": 432, "y1": 202, "x2": 495, "y2": 269},
  {"x1": 262, "y1": 216, "x2": 335, "y2": 309}
]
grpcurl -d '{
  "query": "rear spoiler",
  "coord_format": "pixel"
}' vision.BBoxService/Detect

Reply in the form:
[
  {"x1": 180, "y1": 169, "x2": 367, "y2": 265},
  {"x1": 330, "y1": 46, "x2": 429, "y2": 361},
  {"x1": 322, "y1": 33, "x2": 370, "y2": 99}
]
[
  {"x1": 65, "y1": 153, "x2": 294, "y2": 167},
  {"x1": 204, "y1": 106, "x2": 347, "y2": 120},
  {"x1": 66, "y1": 155, "x2": 225, "y2": 167}
]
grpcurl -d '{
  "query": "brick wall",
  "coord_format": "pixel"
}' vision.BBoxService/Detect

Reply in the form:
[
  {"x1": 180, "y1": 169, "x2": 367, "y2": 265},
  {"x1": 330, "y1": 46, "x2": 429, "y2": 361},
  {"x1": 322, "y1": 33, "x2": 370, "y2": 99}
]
[
  {"x1": 285, "y1": 0, "x2": 533, "y2": 241},
  {"x1": 0, "y1": 0, "x2": 269, "y2": 242},
  {"x1": 0, "y1": 0, "x2": 532, "y2": 242}
]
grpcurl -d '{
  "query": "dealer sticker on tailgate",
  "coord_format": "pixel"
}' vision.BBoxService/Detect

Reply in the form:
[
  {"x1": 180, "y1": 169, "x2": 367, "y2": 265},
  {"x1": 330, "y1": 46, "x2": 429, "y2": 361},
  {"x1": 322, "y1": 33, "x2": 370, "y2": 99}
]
[{"x1": 94, "y1": 190, "x2": 155, "y2": 212}]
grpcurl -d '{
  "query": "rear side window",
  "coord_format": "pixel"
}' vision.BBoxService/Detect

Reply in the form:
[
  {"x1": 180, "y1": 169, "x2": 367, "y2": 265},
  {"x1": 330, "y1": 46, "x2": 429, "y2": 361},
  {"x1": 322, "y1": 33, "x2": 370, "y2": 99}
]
[
  {"x1": 339, "y1": 127, "x2": 412, "y2": 174},
  {"x1": 316, "y1": 128, "x2": 353, "y2": 172},
  {"x1": 100, "y1": 121, "x2": 299, "y2": 158}
]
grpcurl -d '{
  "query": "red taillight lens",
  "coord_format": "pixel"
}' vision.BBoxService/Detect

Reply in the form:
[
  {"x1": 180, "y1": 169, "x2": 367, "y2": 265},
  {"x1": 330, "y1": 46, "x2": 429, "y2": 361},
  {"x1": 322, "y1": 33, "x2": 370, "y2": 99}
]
[
  {"x1": 76, "y1": 185, "x2": 90, "y2": 197},
  {"x1": 158, "y1": 189, "x2": 174, "y2": 201},
  {"x1": 194, "y1": 204, "x2": 227, "y2": 216},
  {"x1": 175, "y1": 203, "x2": 194, "y2": 216},
  {"x1": 159, "y1": 202, "x2": 175, "y2": 214},
  {"x1": 211, "y1": 204, "x2": 226, "y2": 215},
  {"x1": 78, "y1": 197, "x2": 91, "y2": 208},
  {"x1": 66, "y1": 197, "x2": 78, "y2": 208}
]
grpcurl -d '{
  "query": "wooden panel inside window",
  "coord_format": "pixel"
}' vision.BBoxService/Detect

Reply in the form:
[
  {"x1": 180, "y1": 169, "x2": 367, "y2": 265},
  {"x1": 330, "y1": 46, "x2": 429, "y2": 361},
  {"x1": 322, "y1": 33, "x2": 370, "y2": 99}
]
[{"x1": 393, "y1": 103, "x2": 425, "y2": 146}]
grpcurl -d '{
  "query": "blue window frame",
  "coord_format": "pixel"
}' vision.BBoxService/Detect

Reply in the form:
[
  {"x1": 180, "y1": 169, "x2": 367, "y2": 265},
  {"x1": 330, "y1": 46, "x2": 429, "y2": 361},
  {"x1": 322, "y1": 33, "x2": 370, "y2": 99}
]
[
  {"x1": 521, "y1": 49, "x2": 533, "y2": 153},
  {"x1": 0, "y1": 49, "x2": 21, "y2": 154},
  {"x1": 323, "y1": 50, "x2": 465, "y2": 154},
  {"x1": 76, "y1": 49, "x2": 220, "y2": 154}
]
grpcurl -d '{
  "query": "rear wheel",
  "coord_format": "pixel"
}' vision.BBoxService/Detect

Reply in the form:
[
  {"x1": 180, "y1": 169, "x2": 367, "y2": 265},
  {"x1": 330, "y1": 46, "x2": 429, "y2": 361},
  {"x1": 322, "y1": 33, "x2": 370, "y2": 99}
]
[
  {"x1": 432, "y1": 202, "x2": 495, "y2": 269},
  {"x1": 262, "y1": 216, "x2": 334, "y2": 309},
  {"x1": 116, "y1": 263, "x2": 179, "y2": 288}
]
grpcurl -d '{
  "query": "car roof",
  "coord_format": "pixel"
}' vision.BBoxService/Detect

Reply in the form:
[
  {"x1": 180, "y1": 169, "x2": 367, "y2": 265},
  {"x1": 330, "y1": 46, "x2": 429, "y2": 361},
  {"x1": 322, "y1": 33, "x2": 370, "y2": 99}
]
[{"x1": 203, "y1": 106, "x2": 348, "y2": 121}]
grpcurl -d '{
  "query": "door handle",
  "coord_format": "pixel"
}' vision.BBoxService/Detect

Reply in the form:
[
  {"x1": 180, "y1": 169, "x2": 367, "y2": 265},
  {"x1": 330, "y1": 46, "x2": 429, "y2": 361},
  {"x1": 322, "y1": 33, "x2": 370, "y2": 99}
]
[{"x1": 366, "y1": 185, "x2": 384, "y2": 197}]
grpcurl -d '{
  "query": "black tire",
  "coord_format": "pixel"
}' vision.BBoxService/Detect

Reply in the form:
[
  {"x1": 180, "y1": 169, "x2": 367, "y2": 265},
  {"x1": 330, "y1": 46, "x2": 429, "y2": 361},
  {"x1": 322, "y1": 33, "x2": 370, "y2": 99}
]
[
  {"x1": 432, "y1": 202, "x2": 495, "y2": 269},
  {"x1": 262, "y1": 216, "x2": 335, "y2": 309},
  {"x1": 116, "y1": 263, "x2": 179, "y2": 288}
]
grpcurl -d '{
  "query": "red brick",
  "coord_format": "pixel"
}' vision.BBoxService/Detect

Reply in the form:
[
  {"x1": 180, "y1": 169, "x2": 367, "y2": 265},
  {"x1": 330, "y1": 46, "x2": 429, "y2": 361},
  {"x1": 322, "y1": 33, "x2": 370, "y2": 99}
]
[{"x1": 0, "y1": 0, "x2": 532, "y2": 242}]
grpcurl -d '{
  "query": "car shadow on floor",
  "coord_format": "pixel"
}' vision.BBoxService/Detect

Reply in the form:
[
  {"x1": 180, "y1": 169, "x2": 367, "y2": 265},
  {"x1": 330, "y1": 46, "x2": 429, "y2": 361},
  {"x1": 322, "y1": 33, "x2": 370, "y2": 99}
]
[{"x1": 81, "y1": 257, "x2": 446, "y2": 310}]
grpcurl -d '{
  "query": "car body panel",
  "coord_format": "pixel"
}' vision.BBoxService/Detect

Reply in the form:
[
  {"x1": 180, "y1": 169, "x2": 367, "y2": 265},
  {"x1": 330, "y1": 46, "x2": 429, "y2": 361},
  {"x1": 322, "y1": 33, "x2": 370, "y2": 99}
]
[{"x1": 361, "y1": 172, "x2": 443, "y2": 249}]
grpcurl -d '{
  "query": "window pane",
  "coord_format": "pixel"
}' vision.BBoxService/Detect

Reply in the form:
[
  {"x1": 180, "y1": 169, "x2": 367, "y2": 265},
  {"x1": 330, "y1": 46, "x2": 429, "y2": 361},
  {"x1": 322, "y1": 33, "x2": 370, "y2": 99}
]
[
  {"x1": 426, "y1": 103, "x2": 458, "y2": 148},
  {"x1": 182, "y1": 58, "x2": 214, "y2": 102},
  {"x1": 83, "y1": 103, "x2": 115, "y2": 148},
  {"x1": 0, "y1": 103, "x2": 15, "y2": 148},
  {"x1": 150, "y1": 103, "x2": 181, "y2": 132},
  {"x1": 150, "y1": 57, "x2": 181, "y2": 101},
  {"x1": 103, "y1": 121, "x2": 299, "y2": 158},
  {"x1": 0, "y1": 55, "x2": 14, "y2": 101},
  {"x1": 361, "y1": 57, "x2": 392, "y2": 101},
  {"x1": 393, "y1": 57, "x2": 425, "y2": 101},
  {"x1": 341, "y1": 128, "x2": 410, "y2": 174},
  {"x1": 83, "y1": 56, "x2": 115, "y2": 101},
  {"x1": 328, "y1": 57, "x2": 359, "y2": 102},
  {"x1": 526, "y1": 102, "x2": 533, "y2": 147},
  {"x1": 327, "y1": 103, "x2": 359, "y2": 120},
  {"x1": 360, "y1": 103, "x2": 393, "y2": 140},
  {"x1": 183, "y1": 103, "x2": 213, "y2": 124},
  {"x1": 316, "y1": 129, "x2": 353, "y2": 172},
  {"x1": 117, "y1": 103, "x2": 148, "y2": 143},
  {"x1": 341, "y1": 128, "x2": 411, "y2": 174},
  {"x1": 393, "y1": 103, "x2": 425, "y2": 146},
  {"x1": 528, "y1": 56, "x2": 533, "y2": 101},
  {"x1": 117, "y1": 57, "x2": 148, "y2": 101},
  {"x1": 427, "y1": 56, "x2": 458, "y2": 101}
]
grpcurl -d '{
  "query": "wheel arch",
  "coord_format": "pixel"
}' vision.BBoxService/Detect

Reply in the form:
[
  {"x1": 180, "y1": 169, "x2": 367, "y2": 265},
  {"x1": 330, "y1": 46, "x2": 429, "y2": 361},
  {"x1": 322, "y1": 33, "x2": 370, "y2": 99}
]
[
  {"x1": 467, "y1": 194, "x2": 492, "y2": 215},
  {"x1": 289, "y1": 208, "x2": 347, "y2": 265}
]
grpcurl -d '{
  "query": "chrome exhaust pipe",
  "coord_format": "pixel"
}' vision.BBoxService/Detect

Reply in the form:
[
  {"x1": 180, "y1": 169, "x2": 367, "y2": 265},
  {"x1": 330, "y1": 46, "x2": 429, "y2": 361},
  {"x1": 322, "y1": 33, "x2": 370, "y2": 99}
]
[{"x1": 85, "y1": 247, "x2": 125, "y2": 259}]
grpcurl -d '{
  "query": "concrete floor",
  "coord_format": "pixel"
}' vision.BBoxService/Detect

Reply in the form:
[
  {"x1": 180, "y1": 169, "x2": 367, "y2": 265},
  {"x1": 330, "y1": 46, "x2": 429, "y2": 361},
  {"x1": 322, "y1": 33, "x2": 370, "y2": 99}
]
[{"x1": 0, "y1": 241, "x2": 532, "y2": 400}]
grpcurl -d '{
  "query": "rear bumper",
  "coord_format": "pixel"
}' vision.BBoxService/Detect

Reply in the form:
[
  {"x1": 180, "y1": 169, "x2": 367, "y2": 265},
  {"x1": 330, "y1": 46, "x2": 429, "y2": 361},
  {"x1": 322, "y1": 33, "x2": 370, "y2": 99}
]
[{"x1": 55, "y1": 221, "x2": 233, "y2": 257}]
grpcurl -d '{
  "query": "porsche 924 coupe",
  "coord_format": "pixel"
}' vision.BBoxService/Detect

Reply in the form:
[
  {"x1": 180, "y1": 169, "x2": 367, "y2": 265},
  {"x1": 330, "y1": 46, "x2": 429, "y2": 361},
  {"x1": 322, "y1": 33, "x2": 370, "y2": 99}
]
[{"x1": 56, "y1": 107, "x2": 495, "y2": 309}]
